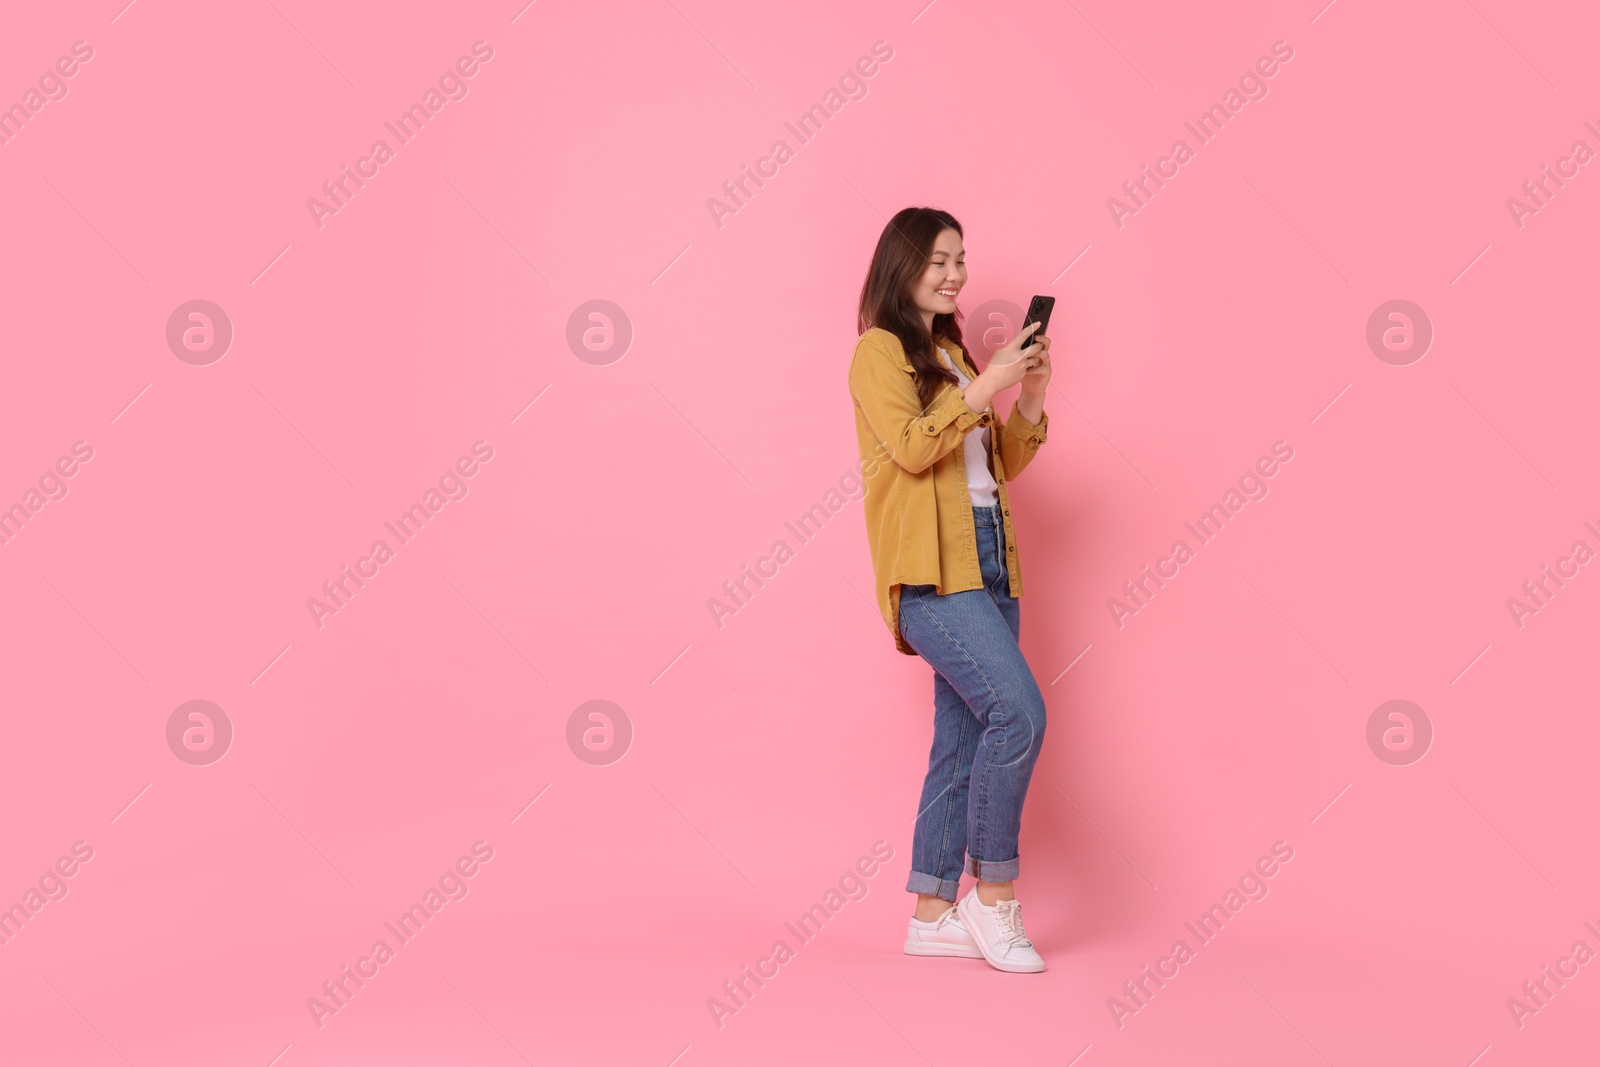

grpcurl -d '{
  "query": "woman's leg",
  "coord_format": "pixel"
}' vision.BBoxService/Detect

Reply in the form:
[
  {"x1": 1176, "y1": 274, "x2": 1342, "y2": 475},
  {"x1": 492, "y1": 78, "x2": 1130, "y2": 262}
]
[
  {"x1": 971, "y1": 507, "x2": 1037, "y2": 904},
  {"x1": 907, "y1": 612, "x2": 980, "y2": 917},
  {"x1": 897, "y1": 514, "x2": 1046, "y2": 892}
]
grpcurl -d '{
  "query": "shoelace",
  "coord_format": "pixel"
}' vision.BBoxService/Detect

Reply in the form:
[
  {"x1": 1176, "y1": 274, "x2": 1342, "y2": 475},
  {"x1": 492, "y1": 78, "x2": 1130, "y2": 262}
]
[{"x1": 992, "y1": 899, "x2": 1033, "y2": 948}]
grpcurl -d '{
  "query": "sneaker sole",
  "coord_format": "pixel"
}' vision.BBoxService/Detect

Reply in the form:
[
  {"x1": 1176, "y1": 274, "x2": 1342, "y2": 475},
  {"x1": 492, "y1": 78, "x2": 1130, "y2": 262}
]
[
  {"x1": 902, "y1": 941, "x2": 984, "y2": 958},
  {"x1": 958, "y1": 898, "x2": 1047, "y2": 973},
  {"x1": 973, "y1": 952, "x2": 1046, "y2": 973}
]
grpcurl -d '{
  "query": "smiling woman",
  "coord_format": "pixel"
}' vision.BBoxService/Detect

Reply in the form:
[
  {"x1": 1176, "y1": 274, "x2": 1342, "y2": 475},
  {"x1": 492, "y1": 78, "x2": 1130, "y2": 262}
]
[{"x1": 848, "y1": 205, "x2": 1056, "y2": 974}]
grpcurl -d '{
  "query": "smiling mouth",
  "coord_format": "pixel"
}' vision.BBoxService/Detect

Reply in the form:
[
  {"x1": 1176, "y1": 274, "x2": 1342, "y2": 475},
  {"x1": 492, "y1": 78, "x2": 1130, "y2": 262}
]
[{"x1": 936, "y1": 289, "x2": 958, "y2": 298}]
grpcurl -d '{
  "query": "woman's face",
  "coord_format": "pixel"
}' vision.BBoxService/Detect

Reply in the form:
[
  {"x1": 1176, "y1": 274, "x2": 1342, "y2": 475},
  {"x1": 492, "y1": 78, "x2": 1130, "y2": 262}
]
[{"x1": 911, "y1": 227, "x2": 966, "y2": 324}]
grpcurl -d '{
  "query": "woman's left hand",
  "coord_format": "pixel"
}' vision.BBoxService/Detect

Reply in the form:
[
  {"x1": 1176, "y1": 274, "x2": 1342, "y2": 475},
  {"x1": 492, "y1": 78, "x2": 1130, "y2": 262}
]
[{"x1": 1020, "y1": 333, "x2": 1053, "y2": 394}]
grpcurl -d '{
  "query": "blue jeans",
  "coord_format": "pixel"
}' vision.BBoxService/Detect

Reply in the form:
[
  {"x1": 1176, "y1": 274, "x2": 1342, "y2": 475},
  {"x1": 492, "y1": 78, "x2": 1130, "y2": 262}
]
[{"x1": 899, "y1": 504, "x2": 1048, "y2": 901}]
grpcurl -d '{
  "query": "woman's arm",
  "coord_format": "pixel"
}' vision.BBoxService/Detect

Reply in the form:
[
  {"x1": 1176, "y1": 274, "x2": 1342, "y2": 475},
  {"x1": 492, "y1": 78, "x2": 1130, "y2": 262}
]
[
  {"x1": 997, "y1": 397, "x2": 1049, "y2": 480},
  {"x1": 1015, "y1": 388, "x2": 1045, "y2": 426},
  {"x1": 848, "y1": 335, "x2": 987, "y2": 475},
  {"x1": 997, "y1": 342, "x2": 1051, "y2": 479},
  {"x1": 961, "y1": 373, "x2": 1005, "y2": 416}
]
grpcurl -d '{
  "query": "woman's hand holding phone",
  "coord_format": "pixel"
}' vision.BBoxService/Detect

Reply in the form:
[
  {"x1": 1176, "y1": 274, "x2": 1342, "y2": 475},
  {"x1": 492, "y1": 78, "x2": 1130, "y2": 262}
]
[
  {"x1": 979, "y1": 320, "x2": 1044, "y2": 383},
  {"x1": 962, "y1": 321, "x2": 1046, "y2": 414},
  {"x1": 960, "y1": 316, "x2": 1049, "y2": 415},
  {"x1": 1020, "y1": 331, "x2": 1052, "y2": 396}
]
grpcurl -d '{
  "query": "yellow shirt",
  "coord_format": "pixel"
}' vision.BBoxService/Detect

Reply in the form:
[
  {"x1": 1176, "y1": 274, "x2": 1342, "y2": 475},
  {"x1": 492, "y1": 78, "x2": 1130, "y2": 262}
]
[{"x1": 847, "y1": 327, "x2": 1050, "y2": 655}]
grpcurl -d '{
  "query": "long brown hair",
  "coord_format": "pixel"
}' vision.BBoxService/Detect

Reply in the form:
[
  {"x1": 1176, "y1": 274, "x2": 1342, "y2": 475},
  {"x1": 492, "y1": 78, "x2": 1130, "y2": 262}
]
[{"x1": 856, "y1": 206, "x2": 968, "y2": 411}]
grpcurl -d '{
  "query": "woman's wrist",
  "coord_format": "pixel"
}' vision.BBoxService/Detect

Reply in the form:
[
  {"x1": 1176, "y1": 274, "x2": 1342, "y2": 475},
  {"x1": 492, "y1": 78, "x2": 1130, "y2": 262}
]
[{"x1": 963, "y1": 374, "x2": 1000, "y2": 413}]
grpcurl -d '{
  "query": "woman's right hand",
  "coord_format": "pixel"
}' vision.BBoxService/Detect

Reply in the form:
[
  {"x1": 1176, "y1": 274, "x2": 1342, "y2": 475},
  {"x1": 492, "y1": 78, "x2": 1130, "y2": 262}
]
[{"x1": 982, "y1": 320, "x2": 1044, "y2": 391}]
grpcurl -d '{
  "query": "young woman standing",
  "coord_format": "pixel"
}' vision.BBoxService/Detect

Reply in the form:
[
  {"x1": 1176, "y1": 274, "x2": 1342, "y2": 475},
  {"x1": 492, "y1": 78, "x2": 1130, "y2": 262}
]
[{"x1": 847, "y1": 206, "x2": 1054, "y2": 973}]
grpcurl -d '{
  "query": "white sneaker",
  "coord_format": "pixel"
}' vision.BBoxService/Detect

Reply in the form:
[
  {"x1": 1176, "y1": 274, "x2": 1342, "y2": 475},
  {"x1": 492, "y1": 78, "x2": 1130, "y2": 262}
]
[
  {"x1": 957, "y1": 888, "x2": 1045, "y2": 972},
  {"x1": 903, "y1": 904, "x2": 984, "y2": 958}
]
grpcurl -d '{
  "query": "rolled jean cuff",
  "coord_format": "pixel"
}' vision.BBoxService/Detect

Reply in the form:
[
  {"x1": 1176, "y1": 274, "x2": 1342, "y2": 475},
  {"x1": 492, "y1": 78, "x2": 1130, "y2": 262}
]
[
  {"x1": 969, "y1": 854, "x2": 1020, "y2": 882},
  {"x1": 906, "y1": 870, "x2": 961, "y2": 902}
]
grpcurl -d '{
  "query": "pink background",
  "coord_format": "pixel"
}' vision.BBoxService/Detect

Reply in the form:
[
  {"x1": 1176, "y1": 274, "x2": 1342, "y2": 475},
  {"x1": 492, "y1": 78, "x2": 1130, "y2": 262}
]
[{"x1": 3, "y1": 1, "x2": 1598, "y2": 1064}]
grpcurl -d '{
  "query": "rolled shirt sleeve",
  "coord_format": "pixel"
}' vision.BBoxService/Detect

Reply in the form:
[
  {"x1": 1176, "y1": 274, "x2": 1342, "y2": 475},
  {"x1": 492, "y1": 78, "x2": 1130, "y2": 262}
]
[{"x1": 997, "y1": 399, "x2": 1049, "y2": 480}]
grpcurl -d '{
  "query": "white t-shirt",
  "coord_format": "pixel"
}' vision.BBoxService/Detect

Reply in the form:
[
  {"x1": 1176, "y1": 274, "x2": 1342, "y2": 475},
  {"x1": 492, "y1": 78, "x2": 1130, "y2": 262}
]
[{"x1": 938, "y1": 346, "x2": 999, "y2": 508}]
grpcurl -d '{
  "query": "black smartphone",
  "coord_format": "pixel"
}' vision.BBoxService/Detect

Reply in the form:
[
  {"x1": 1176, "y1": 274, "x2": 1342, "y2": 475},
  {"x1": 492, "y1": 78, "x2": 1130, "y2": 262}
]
[{"x1": 1018, "y1": 295, "x2": 1055, "y2": 352}]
